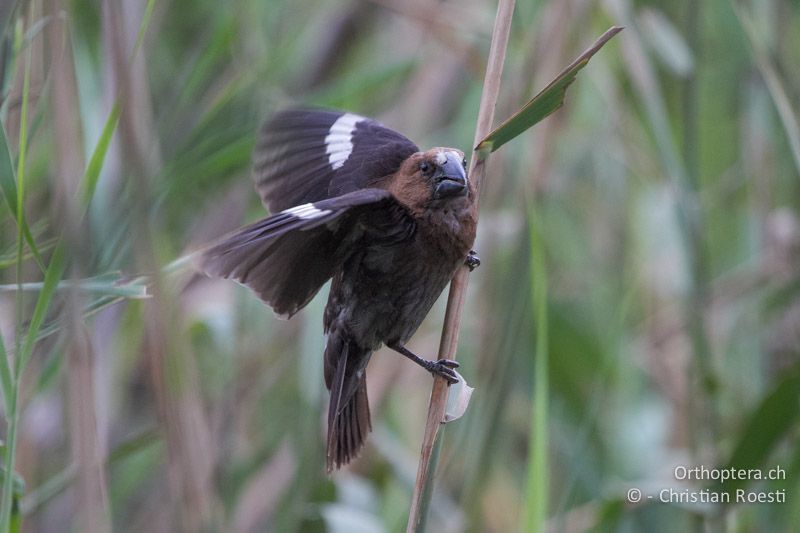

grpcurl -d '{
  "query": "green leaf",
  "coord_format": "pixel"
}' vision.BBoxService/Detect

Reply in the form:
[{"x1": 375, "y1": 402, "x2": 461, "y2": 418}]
[
  {"x1": 0, "y1": 466, "x2": 25, "y2": 496},
  {"x1": 0, "y1": 449, "x2": 25, "y2": 533},
  {"x1": 79, "y1": 102, "x2": 121, "y2": 209},
  {"x1": 712, "y1": 365, "x2": 800, "y2": 497},
  {"x1": 638, "y1": 8, "x2": 693, "y2": 77},
  {"x1": 16, "y1": 243, "x2": 66, "y2": 376},
  {"x1": 0, "y1": 275, "x2": 149, "y2": 299},
  {"x1": 31, "y1": 295, "x2": 126, "y2": 349},
  {"x1": 20, "y1": 429, "x2": 160, "y2": 516},
  {"x1": 475, "y1": 26, "x2": 623, "y2": 155},
  {"x1": 731, "y1": 2, "x2": 800, "y2": 177},
  {"x1": 0, "y1": 236, "x2": 56, "y2": 269},
  {"x1": 79, "y1": 0, "x2": 157, "y2": 210},
  {"x1": 108, "y1": 429, "x2": 160, "y2": 464},
  {"x1": 0, "y1": 121, "x2": 44, "y2": 271},
  {"x1": 0, "y1": 3, "x2": 19, "y2": 53},
  {"x1": 9, "y1": 499, "x2": 20, "y2": 533}
]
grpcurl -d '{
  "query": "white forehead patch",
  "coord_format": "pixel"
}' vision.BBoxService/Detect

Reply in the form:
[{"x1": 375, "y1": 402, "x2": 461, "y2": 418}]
[
  {"x1": 325, "y1": 113, "x2": 364, "y2": 170},
  {"x1": 434, "y1": 150, "x2": 447, "y2": 165},
  {"x1": 284, "y1": 203, "x2": 331, "y2": 220}
]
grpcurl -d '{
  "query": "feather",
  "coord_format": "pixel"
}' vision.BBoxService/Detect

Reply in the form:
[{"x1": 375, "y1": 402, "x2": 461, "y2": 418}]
[
  {"x1": 253, "y1": 108, "x2": 418, "y2": 213},
  {"x1": 201, "y1": 189, "x2": 415, "y2": 318},
  {"x1": 325, "y1": 335, "x2": 372, "y2": 472},
  {"x1": 203, "y1": 106, "x2": 479, "y2": 473}
]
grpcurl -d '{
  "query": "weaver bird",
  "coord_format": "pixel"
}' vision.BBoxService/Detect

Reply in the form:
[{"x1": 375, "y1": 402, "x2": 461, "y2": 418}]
[{"x1": 202, "y1": 108, "x2": 479, "y2": 471}]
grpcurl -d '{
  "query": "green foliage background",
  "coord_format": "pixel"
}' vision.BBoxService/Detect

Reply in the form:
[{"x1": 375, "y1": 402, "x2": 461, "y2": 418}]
[{"x1": 0, "y1": 0, "x2": 798, "y2": 531}]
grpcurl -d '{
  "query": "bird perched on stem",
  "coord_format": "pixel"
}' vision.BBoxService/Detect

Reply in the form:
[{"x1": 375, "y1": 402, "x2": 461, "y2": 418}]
[{"x1": 201, "y1": 108, "x2": 479, "y2": 471}]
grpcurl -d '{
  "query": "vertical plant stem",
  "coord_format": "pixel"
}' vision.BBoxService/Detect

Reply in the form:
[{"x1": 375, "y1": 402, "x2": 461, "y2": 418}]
[
  {"x1": 608, "y1": 0, "x2": 719, "y2": 463},
  {"x1": 49, "y1": 0, "x2": 113, "y2": 527},
  {"x1": 0, "y1": 385, "x2": 17, "y2": 531},
  {"x1": 683, "y1": 0, "x2": 704, "y2": 455},
  {"x1": 104, "y1": 0, "x2": 216, "y2": 527},
  {"x1": 406, "y1": 0, "x2": 516, "y2": 530},
  {"x1": 0, "y1": 28, "x2": 31, "y2": 532},
  {"x1": 523, "y1": 212, "x2": 548, "y2": 533},
  {"x1": 414, "y1": 431, "x2": 443, "y2": 532},
  {"x1": 681, "y1": 0, "x2": 718, "y2": 458},
  {"x1": 14, "y1": 21, "x2": 31, "y2": 378},
  {"x1": 0, "y1": 0, "x2": 154, "y2": 527},
  {"x1": 682, "y1": 3, "x2": 718, "y2": 531}
]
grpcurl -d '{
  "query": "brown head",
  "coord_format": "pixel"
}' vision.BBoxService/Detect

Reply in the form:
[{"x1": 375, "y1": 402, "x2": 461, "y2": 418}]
[{"x1": 386, "y1": 147, "x2": 474, "y2": 216}]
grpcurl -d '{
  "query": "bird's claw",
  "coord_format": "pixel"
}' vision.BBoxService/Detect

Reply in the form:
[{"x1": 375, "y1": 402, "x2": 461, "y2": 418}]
[
  {"x1": 425, "y1": 359, "x2": 460, "y2": 384},
  {"x1": 465, "y1": 250, "x2": 481, "y2": 271}
]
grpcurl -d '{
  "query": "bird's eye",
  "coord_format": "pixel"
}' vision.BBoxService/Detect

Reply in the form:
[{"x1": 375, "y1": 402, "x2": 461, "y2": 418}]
[{"x1": 419, "y1": 161, "x2": 430, "y2": 173}]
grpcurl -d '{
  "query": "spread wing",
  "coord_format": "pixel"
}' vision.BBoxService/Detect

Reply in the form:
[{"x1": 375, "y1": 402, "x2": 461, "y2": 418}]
[
  {"x1": 252, "y1": 108, "x2": 419, "y2": 213},
  {"x1": 201, "y1": 188, "x2": 415, "y2": 318}
]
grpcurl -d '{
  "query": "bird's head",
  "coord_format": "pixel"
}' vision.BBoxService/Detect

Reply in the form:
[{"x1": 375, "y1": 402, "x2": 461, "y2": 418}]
[{"x1": 389, "y1": 148, "x2": 471, "y2": 213}]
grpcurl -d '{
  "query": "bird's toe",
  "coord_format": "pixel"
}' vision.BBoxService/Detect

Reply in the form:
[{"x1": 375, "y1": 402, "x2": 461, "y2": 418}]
[
  {"x1": 465, "y1": 250, "x2": 481, "y2": 271},
  {"x1": 429, "y1": 361, "x2": 459, "y2": 384}
]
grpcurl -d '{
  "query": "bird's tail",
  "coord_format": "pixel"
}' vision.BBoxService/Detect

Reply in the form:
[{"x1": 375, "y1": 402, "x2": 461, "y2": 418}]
[{"x1": 326, "y1": 341, "x2": 372, "y2": 472}]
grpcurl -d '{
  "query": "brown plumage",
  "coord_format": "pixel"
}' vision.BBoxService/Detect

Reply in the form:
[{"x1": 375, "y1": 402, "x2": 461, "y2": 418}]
[{"x1": 201, "y1": 108, "x2": 478, "y2": 471}]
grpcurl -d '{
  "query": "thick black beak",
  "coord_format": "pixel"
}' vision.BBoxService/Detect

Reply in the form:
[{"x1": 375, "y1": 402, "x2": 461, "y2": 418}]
[{"x1": 433, "y1": 152, "x2": 467, "y2": 199}]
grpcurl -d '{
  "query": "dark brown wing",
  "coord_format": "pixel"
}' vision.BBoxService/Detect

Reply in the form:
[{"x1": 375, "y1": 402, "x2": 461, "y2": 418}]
[
  {"x1": 252, "y1": 108, "x2": 419, "y2": 213},
  {"x1": 200, "y1": 188, "x2": 414, "y2": 318}
]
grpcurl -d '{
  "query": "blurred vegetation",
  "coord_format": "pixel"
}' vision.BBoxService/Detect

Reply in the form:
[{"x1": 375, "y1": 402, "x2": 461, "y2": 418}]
[{"x1": 0, "y1": 0, "x2": 799, "y2": 531}]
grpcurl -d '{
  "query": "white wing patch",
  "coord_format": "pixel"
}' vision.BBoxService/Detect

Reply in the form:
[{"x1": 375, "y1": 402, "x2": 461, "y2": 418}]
[
  {"x1": 284, "y1": 203, "x2": 331, "y2": 220},
  {"x1": 325, "y1": 113, "x2": 364, "y2": 170}
]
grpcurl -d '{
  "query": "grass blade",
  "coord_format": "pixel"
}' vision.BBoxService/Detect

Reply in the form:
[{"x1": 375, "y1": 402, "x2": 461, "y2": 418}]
[
  {"x1": 20, "y1": 428, "x2": 160, "y2": 516},
  {"x1": 78, "y1": 0, "x2": 156, "y2": 210},
  {"x1": 0, "y1": 109, "x2": 43, "y2": 271},
  {"x1": 16, "y1": 243, "x2": 66, "y2": 376},
  {"x1": 79, "y1": 103, "x2": 120, "y2": 209},
  {"x1": 475, "y1": 26, "x2": 622, "y2": 155},
  {"x1": 407, "y1": 1, "x2": 517, "y2": 530},
  {"x1": 0, "y1": 277, "x2": 148, "y2": 299},
  {"x1": 712, "y1": 366, "x2": 800, "y2": 498},
  {"x1": 0, "y1": 38, "x2": 32, "y2": 530},
  {"x1": 523, "y1": 211, "x2": 549, "y2": 533},
  {"x1": 730, "y1": 1, "x2": 800, "y2": 176}
]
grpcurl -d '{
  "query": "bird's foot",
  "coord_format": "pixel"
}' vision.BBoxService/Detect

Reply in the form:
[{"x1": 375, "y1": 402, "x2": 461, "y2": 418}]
[
  {"x1": 423, "y1": 359, "x2": 460, "y2": 384},
  {"x1": 465, "y1": 250, "x2": 481, "y2": 271},
  {"x1": 388, "y1": 343, "x2": 461, "y2": 385}
]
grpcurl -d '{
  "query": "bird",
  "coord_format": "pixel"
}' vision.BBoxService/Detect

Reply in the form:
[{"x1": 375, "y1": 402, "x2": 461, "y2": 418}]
[{"x1": 201, "y1": 108, "x2": 479, "y2": 471}]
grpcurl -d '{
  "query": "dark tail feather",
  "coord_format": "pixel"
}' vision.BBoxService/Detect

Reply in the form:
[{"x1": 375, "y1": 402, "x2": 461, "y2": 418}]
[{"x1": 326, "y1": 344, "x2": 372, "y2": 472}]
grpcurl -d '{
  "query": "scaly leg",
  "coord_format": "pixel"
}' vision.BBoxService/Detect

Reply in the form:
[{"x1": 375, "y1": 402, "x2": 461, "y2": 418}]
[{"x1": 388, "y1": 343, "x2": 460, "y2": 384}]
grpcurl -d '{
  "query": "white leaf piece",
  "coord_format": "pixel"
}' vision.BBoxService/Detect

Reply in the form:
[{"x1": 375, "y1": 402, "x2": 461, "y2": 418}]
[{"x1": 444, "y1": 370, "x2": 474, "y2": 423}]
